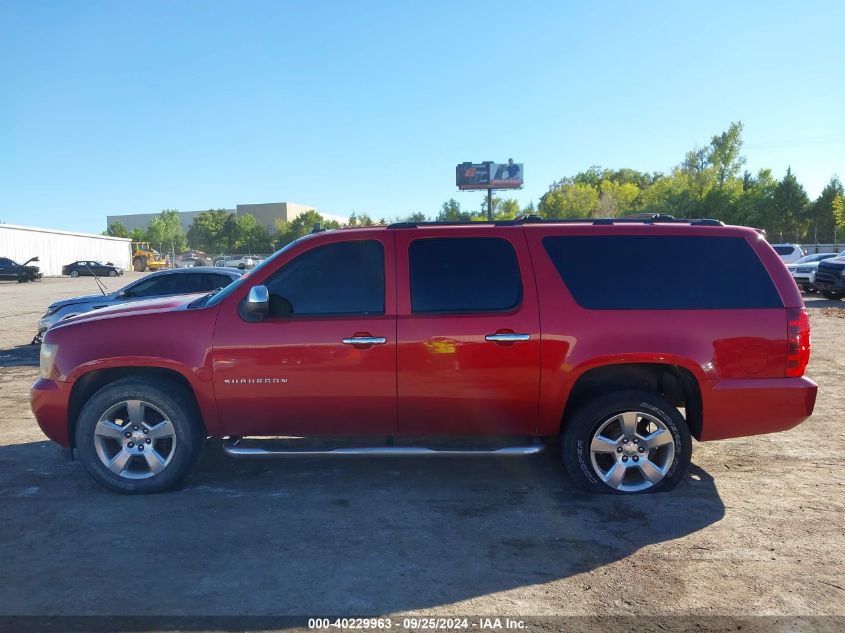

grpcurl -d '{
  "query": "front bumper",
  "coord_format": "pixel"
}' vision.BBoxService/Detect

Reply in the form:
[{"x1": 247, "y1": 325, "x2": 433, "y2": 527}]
[
  {"x1": 813, "y1": 276, "x2": 845, "y2": 292},
  {"x1": 699, "y1": 376, "x2": 817, "y2": 441},
  {"x1": 31, "y1": 378, "x2": 73, "y2": 446}
]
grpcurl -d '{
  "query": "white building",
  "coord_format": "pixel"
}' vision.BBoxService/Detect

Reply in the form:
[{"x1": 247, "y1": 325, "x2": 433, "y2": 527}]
[
  {"x1": 108, "y1": 201, "x2": 348, "y2": 234},
  {"x1": 0, "y1": 224, "x2": 132, "y2": 277}
]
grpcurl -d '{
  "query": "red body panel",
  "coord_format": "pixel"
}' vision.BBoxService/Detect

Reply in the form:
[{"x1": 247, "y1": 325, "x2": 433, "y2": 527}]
[
  {"x1": 394, "y1": 226, "x2": 540, "y2": 435},
  {"x1": 30, "y1": 223, "x2": 817, "y2": 448},
  {"x1": 211, "y1": 231, "x2": 398, "y2": 436}
]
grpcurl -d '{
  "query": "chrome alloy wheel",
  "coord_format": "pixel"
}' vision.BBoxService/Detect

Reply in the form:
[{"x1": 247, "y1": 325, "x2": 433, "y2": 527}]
[
  {"x1": 93, "y1": 400, "x2": 176, "y2": 479},
  {"x1": 589, "y1": 410, "x2": 676, "y2": 493}
]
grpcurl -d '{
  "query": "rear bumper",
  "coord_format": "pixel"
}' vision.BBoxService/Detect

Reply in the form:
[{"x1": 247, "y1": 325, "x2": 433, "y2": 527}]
[
  {"x1": 699, "y1": 376, "x2": 817, "y2": 441},
  {"x1": 31, "y1": 378, "x2": 72, "y2": 447}
]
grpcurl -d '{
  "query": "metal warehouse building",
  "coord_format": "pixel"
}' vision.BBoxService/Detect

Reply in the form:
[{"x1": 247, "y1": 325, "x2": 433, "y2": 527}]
[{"x1": 0, "y1": 224, "x2": 132, "y2": 277}]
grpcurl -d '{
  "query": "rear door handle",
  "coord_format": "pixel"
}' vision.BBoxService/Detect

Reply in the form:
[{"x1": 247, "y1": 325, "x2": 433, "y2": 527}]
[
  {"x1": 342, "y1": 336, "x2": 387, "y2": 345},
  {"x1": 485, "y1": 333, "x2": 531, "y2": 342}
]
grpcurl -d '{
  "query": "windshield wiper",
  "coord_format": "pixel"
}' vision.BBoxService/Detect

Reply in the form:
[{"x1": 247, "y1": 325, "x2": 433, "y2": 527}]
[{"x1": 188, "y1": 287, "x2": 224, "y2": 309}]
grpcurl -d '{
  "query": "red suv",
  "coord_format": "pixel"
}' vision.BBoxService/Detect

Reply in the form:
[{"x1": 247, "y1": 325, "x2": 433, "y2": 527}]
[{"x1": 31, "y1": 217, "x2": 817, "y2": 494}]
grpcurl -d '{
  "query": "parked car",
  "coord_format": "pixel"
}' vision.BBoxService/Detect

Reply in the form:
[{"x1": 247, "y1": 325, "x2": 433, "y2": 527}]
[
  {"x1": 813, "y1": 255, "x2": 845, "y2": 300},
  {"x1": 35, "y1": 267, "x2": 243, "y2": 341},
  {"x1": 31, "y1": 218, "x2": 816, "y2": 495},
  {"x1": 785, "y1": 252, "x2": 840, "y2": 292},
  {"x1": 216, "y1": 255, "x2": 256, "y2": 269},
  {"x1": 770, "y1": 243, "x2": 806, "y2": 264},
  {"x1": 174, "y1": 257, "x2": 197, "y2": 268},
  {"x1": 62, "y1": 260, "x2": 123, "y2": 278},
  {"x1": 0, "y1": 256, "x2": 41, "y2": 282}
]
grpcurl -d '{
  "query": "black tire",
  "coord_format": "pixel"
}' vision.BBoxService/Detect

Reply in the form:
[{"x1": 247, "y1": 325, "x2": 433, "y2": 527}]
[
  {"x1": 108, "y1": 269, "x2": 117, "y2": 277},
  {"x1": 561, "y1": 390, "x2": 692, "y2": 494},
  {"x1": 821, "y1": 290, "x2": 842, "y2": 300},
  {"x1": 70, "y1": 270, "x2": 79, "y2": 278},
  {"x1": 133, "y1": 256, "x2": 146, "y2": 272},
  {"x1": 75, "y1": 377, "x2": 204, "y2": 494}
]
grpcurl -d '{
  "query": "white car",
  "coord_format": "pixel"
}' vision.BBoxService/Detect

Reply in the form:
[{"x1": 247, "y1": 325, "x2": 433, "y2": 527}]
[
  {"x1": 771, "y1": 244, "x2": 806, "y2": 264},
  {"x1": 217, "y1": 256, "x2": 256, "y2": 269},
  {"x1": 787, "y1": 252, "x2": 845, "y2": 292}
]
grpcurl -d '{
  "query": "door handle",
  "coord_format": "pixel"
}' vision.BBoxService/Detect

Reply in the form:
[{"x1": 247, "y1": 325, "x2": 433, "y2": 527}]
[
  {"x1": 342, "y1": 336, "x2": 387, "y2": 345},
  {"x1": 485, "y1": 333, "x2": 531, "y2": 342}
]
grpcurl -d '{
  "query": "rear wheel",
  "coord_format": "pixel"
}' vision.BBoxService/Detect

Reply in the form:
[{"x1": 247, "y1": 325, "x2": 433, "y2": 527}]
[
  {"x1": 822, "y1": 290, "x2": 842, "y2": 300},
  {"x1": 69, "y1": 270, "x2": 79, "y2": 278},
  {"x1": 75, "y1": 378, "x2": 204, "y2": 494},
  {"x1": 133, "y1": 256, "x2": 147, "y2": 272},
  {"x1": 562, "y1": 390, "x2": 692, "y2": 494}
]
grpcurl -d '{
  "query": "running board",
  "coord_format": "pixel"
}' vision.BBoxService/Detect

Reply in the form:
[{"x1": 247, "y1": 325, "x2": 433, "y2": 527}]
[{"x1": 222, "y1": 438, "x2": 545, "y2": 458}]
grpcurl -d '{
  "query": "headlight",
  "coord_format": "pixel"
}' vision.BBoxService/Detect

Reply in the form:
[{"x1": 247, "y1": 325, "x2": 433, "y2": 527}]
[{"x1": 39, "y1": 343, "x2": 59, "y2": 380}]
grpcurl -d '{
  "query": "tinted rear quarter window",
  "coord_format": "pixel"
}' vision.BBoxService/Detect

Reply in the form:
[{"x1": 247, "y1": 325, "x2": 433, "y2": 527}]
[
  {"x1": 542, "y1": 235, "x2": 782, "y2": 309},
  {"x1": 409, "y1": 237, "x2": 522, "y2": 313},
  {"x1": 773, "y1": 246, "x2": 795, "y2": 255}
]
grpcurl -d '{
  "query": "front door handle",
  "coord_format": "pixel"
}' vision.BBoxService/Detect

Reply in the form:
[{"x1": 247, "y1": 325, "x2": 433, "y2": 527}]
[
  {"x1": 342, "y1": 336, "x2": 387, "y2": 345},
  {"x1": 485, "y1": 333, "x2": 531, "y2": 343}
]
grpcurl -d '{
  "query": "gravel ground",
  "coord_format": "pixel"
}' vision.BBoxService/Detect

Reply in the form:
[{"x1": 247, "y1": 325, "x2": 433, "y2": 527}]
[{"x1": 0, "y1": 275, "x2": 843, "y2": 629}]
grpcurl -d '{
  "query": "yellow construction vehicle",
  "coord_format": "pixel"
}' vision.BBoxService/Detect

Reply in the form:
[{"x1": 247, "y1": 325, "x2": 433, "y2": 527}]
[{"x1": 131, "y1": 242, "x2": 168, "y2": 272}]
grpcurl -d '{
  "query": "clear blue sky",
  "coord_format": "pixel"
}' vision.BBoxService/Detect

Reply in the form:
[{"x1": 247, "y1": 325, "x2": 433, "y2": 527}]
[{"x1": 1, "y1": 0, "x2": 843, "y2": 234}]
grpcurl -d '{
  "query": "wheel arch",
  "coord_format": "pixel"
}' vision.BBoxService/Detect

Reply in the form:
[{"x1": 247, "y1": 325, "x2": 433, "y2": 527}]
[
  {"x1": 560, "y1": 361, "x2": 703, "y2": 440},
  {"x1": 68, "y1": 366, "x2": 206, "y2": 448}
]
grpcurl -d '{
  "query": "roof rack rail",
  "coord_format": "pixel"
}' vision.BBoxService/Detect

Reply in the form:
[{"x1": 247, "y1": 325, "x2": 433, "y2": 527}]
[{"x1": 387, "y1": 216, "x2": 725, "y2": 229}]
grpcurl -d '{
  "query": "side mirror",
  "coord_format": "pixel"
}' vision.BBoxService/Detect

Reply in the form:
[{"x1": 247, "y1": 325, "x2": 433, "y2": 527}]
[{"x1": 245, "y1": 285, "x2": 269, "y2": 317}]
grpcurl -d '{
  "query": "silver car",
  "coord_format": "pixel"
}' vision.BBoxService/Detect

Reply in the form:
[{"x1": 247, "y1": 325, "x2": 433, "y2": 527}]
[
  {"x1": 35, "y1": 267, "x2": 243, "y2": 342},
  {"x1": 786, "y1": 252, "x2": 843, "y2": 292}
]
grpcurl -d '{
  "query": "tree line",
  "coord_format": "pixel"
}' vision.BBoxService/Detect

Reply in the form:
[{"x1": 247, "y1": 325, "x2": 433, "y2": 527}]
[{"x1": 105, "y1": 121, "x2": 845, "y2": 253}]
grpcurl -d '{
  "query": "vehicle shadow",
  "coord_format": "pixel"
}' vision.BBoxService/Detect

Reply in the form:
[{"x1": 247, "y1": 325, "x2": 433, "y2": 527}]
[
  {"x1": 801, "y1": 292, "x2": 844, "y2": 309},
  {"x1": 0, "y1": 440, "x2": 726, "y2": 624},
  {"x1": 0, "y1": 344, "x2": 39, "y2": 368}
]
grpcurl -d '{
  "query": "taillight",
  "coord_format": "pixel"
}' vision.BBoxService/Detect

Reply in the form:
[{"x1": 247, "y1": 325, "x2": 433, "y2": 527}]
[{"x1": 786, "y1": 308, "x2": 810, "y2": 377}]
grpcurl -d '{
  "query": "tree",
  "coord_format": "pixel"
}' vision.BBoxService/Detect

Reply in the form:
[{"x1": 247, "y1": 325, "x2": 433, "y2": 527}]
[
  {"x1": 103, "y1": 221, "x2": 129, "y2": 238},
  {"x1": 436, "y1": 198, "x2": 473, "y2": 222},
  {"x1": 129, "y1": 227, "x2": 148, "y2": 243},
  {"x1": 736, "y1": 169, "x2": 778, "y2": 231},
  {"x1": 539, "y1": 183, "x2": 598, "y2": 217},
  {"x1": 808, "y1": 176, "x2": 844, "y2": 243},
  {"x1": 595, "y1": 180, "x2": 640, "y2": 217},
  {"x1": 772, "y1": 168, "x2": 810, "y2": 242},
  {"x1": 708, "y1": 121, "x2": 746, "y2": 188},
  {"x1": 496, "y1": 198, "x2": 521, "y2": 220},
  {"x1": 347, "y1": 212, "x2": 375, "y2": 227},
  {"x1": 832, "y1": 193, "x2": 845, "y2": 245},
  {"x1": 187, "y1": 209, "x2": 230, "y2": 253},
  {"x1": 275, "y1": 210, "x2": 330, "y2": 247}
]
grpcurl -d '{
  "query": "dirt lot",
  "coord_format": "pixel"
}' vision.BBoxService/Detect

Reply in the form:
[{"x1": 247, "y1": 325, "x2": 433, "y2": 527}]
[{"x1": 0, "y1": 276, "x2": 843, "y2": 627}]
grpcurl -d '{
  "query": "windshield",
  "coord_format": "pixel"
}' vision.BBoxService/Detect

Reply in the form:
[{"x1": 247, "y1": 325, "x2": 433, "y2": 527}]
[{"x1": 205, "y1": 237, "x2": 307, "y2": 308}]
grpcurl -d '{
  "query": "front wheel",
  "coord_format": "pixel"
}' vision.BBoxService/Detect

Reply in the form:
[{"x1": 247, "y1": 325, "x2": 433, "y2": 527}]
[
  {"x1": 821, "y1": 290, "x2": 842, "y2": 300},
  {"x1": 75, "y1": 378, "x2": 204, "y2": 494},
  {"x1": 108, "y1": 269, "x2": 117, "y2": 277},
  {"x1": 562, "y1": 390, "x2": 692, "y2": 494}
]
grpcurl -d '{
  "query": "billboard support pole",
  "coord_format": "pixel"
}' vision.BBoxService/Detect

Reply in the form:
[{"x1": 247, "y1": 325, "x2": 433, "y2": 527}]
[{"x1": 486, "y1": 188, "x2": 493, "y2": 221}]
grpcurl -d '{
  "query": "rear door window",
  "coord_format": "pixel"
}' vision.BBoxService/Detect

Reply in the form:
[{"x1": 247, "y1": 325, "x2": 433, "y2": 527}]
[
  {"x1": 773, "y1": 246, "x2": 795, "y2": 256},
  {"x1": 542, "y1": 235, "x2": 782, "y2": 309},
  {"x1": 408, "y1": 237, "x2": 522, "y2": 313}
]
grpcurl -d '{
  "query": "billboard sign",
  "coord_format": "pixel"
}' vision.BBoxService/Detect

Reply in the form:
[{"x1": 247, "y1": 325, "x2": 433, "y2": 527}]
[{"x1": 456, "y1": 160, "x2": 523, "y2": 190}]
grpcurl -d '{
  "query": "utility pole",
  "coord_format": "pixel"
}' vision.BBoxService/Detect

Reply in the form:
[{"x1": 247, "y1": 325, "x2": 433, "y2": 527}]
[{"x1": 487, "y1": 189, "x2": 493, "y2": 221}]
